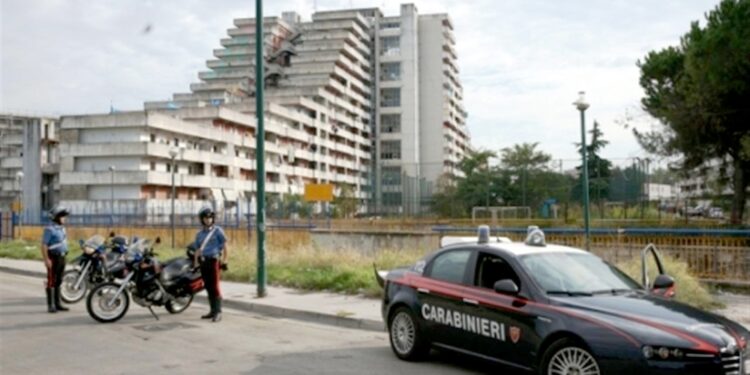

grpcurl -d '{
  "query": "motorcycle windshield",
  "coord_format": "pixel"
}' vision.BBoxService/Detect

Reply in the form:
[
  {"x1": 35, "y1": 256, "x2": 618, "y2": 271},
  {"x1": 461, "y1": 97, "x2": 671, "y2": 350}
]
[
  {"x1": 82, "y1": 235, "x2": 105, "y2": 254},
  {"x1": 124, "y1": 239, "x2": 150, "y2": 264}
]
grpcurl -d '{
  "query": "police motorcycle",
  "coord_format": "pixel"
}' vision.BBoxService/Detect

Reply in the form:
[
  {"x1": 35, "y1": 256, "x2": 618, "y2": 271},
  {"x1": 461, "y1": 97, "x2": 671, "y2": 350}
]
[
  {"x1": 59, "y1": 234, "x2": 129, "y2": 303},
  {"x1": 86, "y1": 237, "x2": 204, "y2": 323}
]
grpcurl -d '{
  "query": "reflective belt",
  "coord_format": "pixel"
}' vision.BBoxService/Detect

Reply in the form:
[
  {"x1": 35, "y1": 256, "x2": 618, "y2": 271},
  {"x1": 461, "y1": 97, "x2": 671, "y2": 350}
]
[{"x1": 48, "y1": 242, "x2": 65, "y2": 250}]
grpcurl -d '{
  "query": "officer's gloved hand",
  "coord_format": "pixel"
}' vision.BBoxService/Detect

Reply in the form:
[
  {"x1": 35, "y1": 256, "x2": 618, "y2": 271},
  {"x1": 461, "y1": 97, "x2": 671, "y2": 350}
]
[{"x1": 220, "y1": 262, "x2": 228, "y2": 271}]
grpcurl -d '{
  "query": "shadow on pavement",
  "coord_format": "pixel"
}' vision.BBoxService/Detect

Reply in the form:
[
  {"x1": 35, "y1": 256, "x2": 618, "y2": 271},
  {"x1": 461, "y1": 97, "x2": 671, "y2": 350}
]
[{"x1": 244, "y1": 346, "x2": 527, "y2": 375}]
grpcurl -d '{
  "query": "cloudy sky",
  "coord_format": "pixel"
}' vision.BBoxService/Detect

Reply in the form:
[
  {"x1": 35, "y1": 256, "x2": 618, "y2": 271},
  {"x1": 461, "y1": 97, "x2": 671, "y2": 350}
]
[{"x1": 0, "y1": 0, "x2": 719, "y2": 166}]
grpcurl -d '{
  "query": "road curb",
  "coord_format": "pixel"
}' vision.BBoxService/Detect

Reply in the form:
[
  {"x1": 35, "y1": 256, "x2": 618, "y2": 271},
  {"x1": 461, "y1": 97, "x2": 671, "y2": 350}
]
[{"x1": 0, "y1": 265, "x2": 384, "y2": 333}]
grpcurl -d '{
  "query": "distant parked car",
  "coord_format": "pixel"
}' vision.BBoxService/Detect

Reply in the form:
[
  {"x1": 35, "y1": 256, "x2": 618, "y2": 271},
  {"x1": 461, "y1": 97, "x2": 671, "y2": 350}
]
[{"x1": 706, "y1": 207, "x2": 724, "y2": 219}]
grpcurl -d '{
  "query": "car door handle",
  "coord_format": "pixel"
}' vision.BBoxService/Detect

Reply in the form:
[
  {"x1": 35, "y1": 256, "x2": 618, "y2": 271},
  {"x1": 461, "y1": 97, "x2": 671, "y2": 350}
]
[
  {"x1": 417, "y1": 288, "x2": 430, "y2": 294},
  {"x1": 462, "y1": 298, "x2": 479, "y2": 305}
]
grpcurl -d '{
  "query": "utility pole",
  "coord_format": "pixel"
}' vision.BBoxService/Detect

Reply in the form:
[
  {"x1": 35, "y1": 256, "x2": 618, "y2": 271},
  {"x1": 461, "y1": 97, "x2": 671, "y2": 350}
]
[{"x1": 255, "y1": 0, "x2": 267, "y2": 298}]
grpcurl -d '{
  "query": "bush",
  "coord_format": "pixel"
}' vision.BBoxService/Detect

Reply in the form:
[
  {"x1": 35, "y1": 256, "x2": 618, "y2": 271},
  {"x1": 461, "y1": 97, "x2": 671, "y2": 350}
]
[{"x1": 617, "y1": 255, "x2": 723, "y2": 311}]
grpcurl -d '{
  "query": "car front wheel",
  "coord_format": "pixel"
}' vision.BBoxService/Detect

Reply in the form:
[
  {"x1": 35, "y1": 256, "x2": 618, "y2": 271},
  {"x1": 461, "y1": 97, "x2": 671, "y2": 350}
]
[
  {"x1": 388, "y1": 306, "x2": 429, "y2": 361},
  {"x1": 541, "y1": 338, "x2": 601, "y2": 375}
]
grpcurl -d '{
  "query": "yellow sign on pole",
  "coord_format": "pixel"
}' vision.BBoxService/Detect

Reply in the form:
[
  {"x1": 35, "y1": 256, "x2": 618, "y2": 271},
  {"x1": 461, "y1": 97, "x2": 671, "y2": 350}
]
[
  {"x1": 304, "y1": 184, "x2": 334, "y2": 202},
  {"x1": 11, "y1": 201, "x2": 22, "y2": 212}
]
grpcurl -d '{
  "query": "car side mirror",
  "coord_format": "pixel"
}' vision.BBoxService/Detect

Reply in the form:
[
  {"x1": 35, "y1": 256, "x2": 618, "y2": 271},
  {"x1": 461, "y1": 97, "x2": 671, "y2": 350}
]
[
  {"x1": 493, "y1": 279, "x2": 519, "y2": 295},
  {"x1": 651, "y1": 274, "x2": 676, "y2": 298}
]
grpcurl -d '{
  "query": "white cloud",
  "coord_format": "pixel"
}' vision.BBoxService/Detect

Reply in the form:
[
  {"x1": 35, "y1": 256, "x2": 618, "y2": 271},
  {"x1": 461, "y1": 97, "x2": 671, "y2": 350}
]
[{"x1": 1, "y1": 0, "x2": 720, "y2": 162}]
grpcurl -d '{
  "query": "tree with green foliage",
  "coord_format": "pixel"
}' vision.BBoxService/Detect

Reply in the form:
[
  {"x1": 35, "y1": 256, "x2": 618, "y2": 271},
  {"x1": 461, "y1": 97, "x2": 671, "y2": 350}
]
[
  {"x1": 574, "y1": 122, "x2": 612, "y2": 214},
  {"x1": 333, "y1": 184, "x2": 357, "y2": 218},
  {"x1": 500, "y1": 142, "x2": 554, "y2": 208},
  {"x1": 636, "y1": 0, "x2": 750, "y2": 223}
]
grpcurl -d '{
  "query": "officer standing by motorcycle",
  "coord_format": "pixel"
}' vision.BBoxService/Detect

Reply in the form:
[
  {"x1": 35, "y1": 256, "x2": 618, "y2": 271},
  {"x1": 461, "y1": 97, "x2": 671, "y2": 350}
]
[
  {"x1": 193, "y1": 207, "x2": 228, "y2": 322},
  {"x1": 41, "y1": 206, "x2": 70, "y2": 313}
]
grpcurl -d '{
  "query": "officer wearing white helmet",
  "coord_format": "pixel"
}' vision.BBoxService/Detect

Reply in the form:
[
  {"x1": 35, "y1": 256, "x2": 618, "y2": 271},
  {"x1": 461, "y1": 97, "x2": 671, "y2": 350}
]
[
  {"x1": 42, "y1": 206, "x2": 70, "y2": 313},
  {"x1": 193, "y1": 207, "x2": 228, "y2": 322}
]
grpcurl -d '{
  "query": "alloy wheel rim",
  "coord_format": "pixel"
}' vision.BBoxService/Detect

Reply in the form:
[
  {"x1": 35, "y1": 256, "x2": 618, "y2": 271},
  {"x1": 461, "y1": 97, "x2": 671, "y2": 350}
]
[
  {"x1": 93, "y1": 286, "x2": 125, "y2": 319},
  {"x1": 548, "y1": 347, "x2": 600, "y2": 375},
  {"x1": 62, "y1": 272, "x2": 85, "y2": 300},
  {"x1": 391, "y1": 312, "x2": 416, "y2": 355}
]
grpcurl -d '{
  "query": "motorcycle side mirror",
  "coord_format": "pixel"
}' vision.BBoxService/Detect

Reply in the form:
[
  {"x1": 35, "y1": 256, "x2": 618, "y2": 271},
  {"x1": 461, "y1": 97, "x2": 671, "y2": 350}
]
[
  {"x1": 79, "y1": 239, "x2": 85, "y2": 246},
  {"x1": 109, "y1": 231, "x2": 116, "y2": 238},
  {"x1": 155, "y1": 237, "x2": 161, "y2": 245}
]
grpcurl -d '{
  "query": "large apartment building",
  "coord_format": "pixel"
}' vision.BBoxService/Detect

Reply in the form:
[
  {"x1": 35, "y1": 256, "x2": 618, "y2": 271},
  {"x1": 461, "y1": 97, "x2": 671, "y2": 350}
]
[
  {"x1": 58, "y1": 3, "x2": 468, "y2": 218},
  {"x1": 0, "y1": 113, "x2": 60, "y2": 220},
  {"x1": 348, "y1": 4, "x2": 469, "y2": 214}
]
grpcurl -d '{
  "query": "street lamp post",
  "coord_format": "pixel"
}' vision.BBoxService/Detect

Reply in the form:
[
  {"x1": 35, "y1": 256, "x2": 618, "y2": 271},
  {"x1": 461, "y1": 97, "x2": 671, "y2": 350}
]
[
  {"x1": 573, "y1": 91, "x2": 591, "y2": 251},
  {"x1": 108, "y1": 166, "x2": 115, "y2": 227},
  {"x1": 169, "y1": 147, "x2": 180, "y2": 249},
  {"x1": 255, "y1": 0, "x2": 267, "y2": 298}
]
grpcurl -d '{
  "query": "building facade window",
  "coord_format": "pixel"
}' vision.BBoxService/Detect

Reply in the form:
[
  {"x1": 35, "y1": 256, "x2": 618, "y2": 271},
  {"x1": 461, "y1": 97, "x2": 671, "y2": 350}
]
[
  {"x1": 382, "y1": 192, "x2": 402, "y2": 206},
  {"x1": 381, "y1": 62, "x2": 401, "y2": 81},
  {"x1": 379, "y1": 21, "x2": 400, "y2": 30},
  {"x1": 381, "y1": 36, "x2": 400, "y2": 55},
  {"x1": 380, "y1": 114, "x2": 401, "y2": 133},
  {"x1": 381, "y1": 88, "x2": 401, "y2": 107},
  {"x1": 382, "y1": 166, "x2": 401, "y2": 186},
  {"x1": 380, "y1": 140, "x2": 401, "y2": 160}
]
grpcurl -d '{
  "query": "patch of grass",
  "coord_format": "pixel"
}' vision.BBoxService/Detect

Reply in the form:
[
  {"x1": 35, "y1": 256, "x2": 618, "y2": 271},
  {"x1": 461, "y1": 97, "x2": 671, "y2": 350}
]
[
  {"x1": 617, "y1": 255, "x2": 724, "y2": 311},
  {"x1": 0, "y1": 240, "x2": 83, "y2": 260}
]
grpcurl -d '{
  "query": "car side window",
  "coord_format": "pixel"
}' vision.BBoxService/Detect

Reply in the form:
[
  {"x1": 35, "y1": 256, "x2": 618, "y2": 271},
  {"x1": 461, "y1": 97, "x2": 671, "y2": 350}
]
[
  {"x1": 475, "y1": 253, "x2": 521, "y2": 290},
  {"x1": 428, "y1": 250, "x2": 472, "y2": 284}
]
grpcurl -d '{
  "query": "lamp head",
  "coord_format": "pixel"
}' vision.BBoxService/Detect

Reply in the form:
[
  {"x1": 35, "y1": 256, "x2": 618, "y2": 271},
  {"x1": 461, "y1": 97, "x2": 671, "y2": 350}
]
[{"x1": 573, "y1": 91, "x2": 590, "y2": 111}]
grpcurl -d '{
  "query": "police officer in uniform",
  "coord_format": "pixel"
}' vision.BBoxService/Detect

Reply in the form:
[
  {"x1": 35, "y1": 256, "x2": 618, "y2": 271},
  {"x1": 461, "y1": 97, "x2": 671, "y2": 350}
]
[
  {"x1": 42, "y1": 206, "x2": 70, "y2": 313},
  {"x1": 193, "y1": 207, "x2": 228, "y2": 322}
]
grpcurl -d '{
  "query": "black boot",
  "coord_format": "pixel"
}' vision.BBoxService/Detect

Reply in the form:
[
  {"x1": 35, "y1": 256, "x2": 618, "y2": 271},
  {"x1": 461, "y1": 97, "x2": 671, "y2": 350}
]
[
  {"x1": 54, "y1": 287, "x2": 69, "y2": 312},
  {"x1": 201, "y1": 298, "x2": 214, "y2": 319},
  {"x1": 46, "y1": 288, "x2": 56, "y2": 313},
  {"x1": 212, "y1": 298, "x2": 222, "y2": 322}
]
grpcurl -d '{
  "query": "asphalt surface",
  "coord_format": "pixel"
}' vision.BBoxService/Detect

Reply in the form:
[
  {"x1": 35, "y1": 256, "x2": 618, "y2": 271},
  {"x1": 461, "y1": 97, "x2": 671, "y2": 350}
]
[{"x1": 0, "y1": 272, "x2": 520, "y2": 375}]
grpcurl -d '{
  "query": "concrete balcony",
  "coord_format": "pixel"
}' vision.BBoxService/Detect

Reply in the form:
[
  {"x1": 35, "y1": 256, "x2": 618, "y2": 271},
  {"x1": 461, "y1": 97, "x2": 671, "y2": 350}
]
[
  {"x1": 206, "y1": 58, "x2": 253, "y2": 69},
  {"x1": 41, "y1": 163, "x2": 60, "y2": 174},
  {"x1": 0, "y1": 134, "x2": 22, "y2": 146},
  {"x1": 199, "y1": 70, "x2": 251, "y2": 81},
  {"x1": 0, "y1": 157, "x2": 22, "y2": 169}
]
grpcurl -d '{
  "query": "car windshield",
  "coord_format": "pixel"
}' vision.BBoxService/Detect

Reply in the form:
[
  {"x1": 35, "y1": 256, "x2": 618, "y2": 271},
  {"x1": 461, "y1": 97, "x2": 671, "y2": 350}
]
[{"x1": 520, "y1": 252, "x2": 641, "y2": 295}]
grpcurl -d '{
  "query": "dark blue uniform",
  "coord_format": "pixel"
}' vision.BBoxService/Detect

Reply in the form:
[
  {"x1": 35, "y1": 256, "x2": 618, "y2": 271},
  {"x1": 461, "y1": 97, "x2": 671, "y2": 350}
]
[
  {"x1": 194, "y1": 225, "x2": 227, "y2": 319},
  {"x1": 42, "y1": 224, "x2": 67, "y2": 288}
]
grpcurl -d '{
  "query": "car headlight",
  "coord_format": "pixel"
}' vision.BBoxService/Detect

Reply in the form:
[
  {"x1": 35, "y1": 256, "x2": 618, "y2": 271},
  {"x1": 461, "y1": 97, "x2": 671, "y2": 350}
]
[{"x1": 642, "y1": 346, "x2": 686, "y2": 360}]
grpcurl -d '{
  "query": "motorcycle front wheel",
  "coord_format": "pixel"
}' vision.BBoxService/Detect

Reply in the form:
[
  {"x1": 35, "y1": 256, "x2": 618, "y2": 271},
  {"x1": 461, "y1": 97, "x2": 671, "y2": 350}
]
[
  {"x1": 86, "y1": 282, "x2": 129, "y2": 323},
  {"x1": 60, "y1": 269, "x2": 87, "y2": 303},
  {"x1": 165, "y1": 293, "x2": 194, "y2": 314}
]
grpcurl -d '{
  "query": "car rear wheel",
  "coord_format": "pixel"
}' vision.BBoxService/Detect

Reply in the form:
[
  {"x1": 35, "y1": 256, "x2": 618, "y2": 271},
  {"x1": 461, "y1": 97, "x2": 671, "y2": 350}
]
[
  {"x1": 541, "y1": 338, "x2": 600, "y2": 375},
  {"x1": 388, "y1": 306, "x2": 429, "y2": 361}
]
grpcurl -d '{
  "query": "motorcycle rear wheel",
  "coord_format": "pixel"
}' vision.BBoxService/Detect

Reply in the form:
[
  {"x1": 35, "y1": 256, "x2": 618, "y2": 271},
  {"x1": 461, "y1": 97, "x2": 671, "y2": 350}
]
[
  {"x1": 165, "y1": 294, "x2": 194, "y2": 314},
  {"x1": 87, "y1": 282, "x2": 129, "y2": 323}
]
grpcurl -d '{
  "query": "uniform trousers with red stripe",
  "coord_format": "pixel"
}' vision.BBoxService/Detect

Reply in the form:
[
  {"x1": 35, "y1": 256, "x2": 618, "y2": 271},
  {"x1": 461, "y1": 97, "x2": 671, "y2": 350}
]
[
  {"x1": 46, "y1": 252, "x2": 66, "y2": 288},
  {"x1": 200, "y1": 258, "x2": 222, "y2": 311}
]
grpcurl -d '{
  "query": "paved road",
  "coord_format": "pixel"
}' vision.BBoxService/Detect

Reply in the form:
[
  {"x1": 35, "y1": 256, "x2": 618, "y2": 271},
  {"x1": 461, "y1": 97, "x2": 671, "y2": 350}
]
[{"x1": 0, "y1": 272, "x2": 516, "y2": 375}]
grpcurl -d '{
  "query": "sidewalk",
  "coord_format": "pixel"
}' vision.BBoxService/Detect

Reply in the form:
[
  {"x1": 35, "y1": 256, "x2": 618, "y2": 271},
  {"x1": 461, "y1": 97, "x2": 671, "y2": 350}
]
[{"x1": 0, "y1": 258, "x2": 385, "y2": 332}]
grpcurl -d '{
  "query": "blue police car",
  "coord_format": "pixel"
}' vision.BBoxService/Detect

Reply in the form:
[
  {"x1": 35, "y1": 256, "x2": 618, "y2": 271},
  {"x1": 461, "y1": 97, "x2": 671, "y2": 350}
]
[{"x1": 375, "y1": 226, "x2": 749, "y2": 375}]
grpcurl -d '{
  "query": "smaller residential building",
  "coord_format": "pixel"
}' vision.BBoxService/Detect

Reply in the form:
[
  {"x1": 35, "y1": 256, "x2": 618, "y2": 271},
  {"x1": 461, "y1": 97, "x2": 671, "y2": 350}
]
[
  {"x1": 645, "y1": 183, "x2": 675, "y2": 201},
  {"x1": 0, "y1": 113, "x2": 60, "y2": 220}
]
